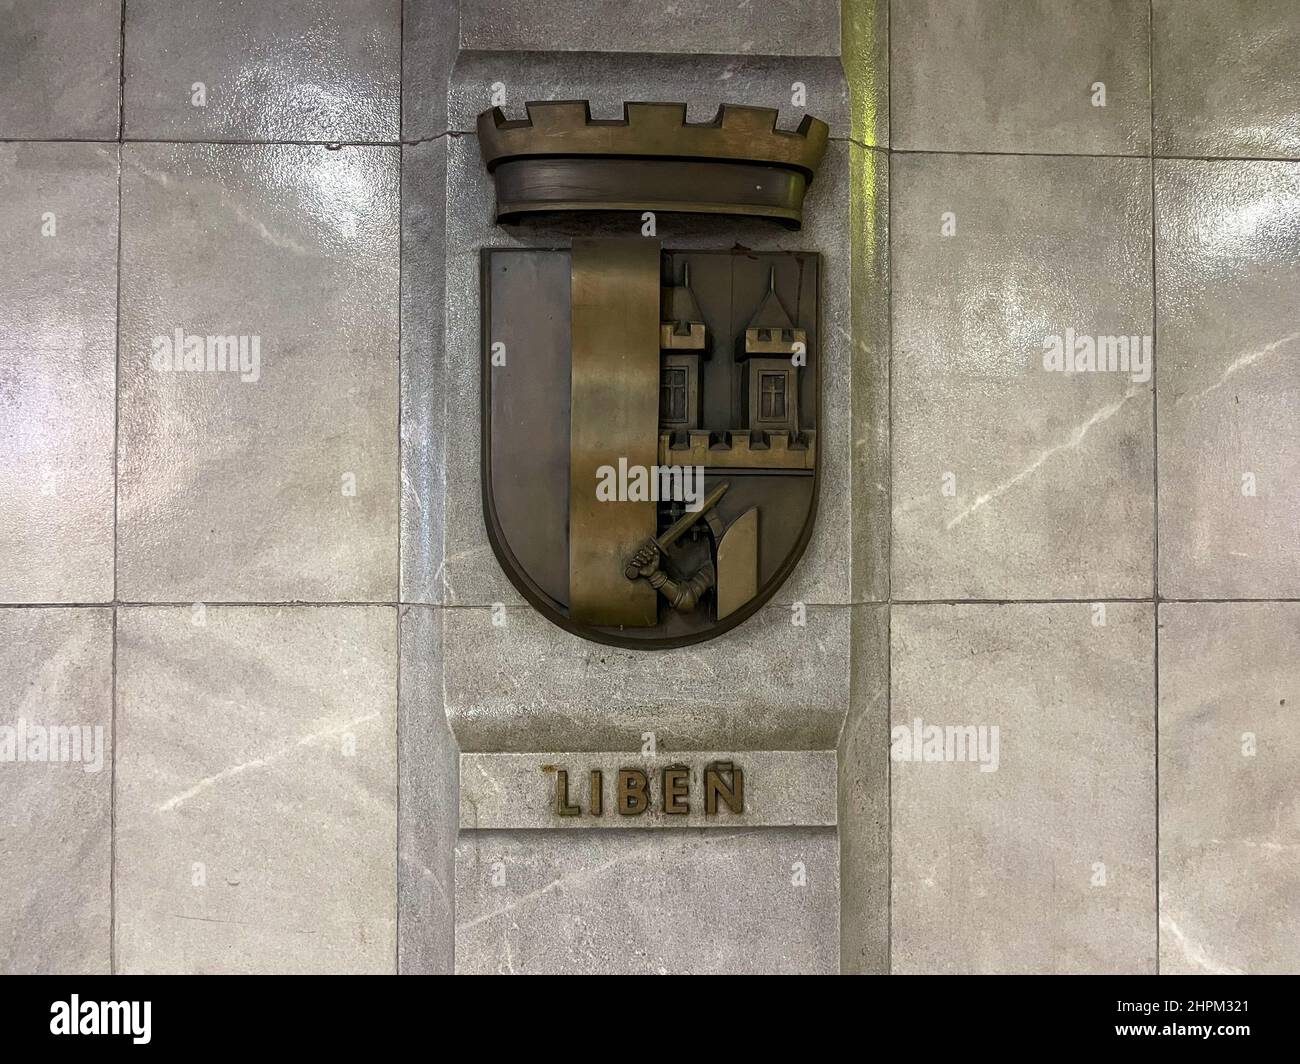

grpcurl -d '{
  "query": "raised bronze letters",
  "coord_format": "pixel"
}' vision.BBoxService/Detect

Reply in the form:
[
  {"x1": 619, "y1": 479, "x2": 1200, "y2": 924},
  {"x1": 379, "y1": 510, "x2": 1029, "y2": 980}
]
[{"x1": 547, "y1": 762, "x2": 745, "y2": 818}]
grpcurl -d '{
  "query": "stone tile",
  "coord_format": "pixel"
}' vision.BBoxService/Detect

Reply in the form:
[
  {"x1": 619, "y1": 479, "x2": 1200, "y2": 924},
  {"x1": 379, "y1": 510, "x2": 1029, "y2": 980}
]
[
  {"x1": 838, "y1": 603, "x2": 889, "y2": 974},
  {"x1": 891, "y1": 153, "x2": 1154, "y2": 600},
  {"x1": 115, "y1": 605, "x2": 397, "y2": 974},
  {"x1": 455, "y1": 827, "x2": 837, "y2": 974},
  {"x1": 444, "y1": 604, "x2": 851, "y2": 753},
  {"x1": 123, "y1": 0, "x2": 401, "y2": 142},
  {"x1": 0, "y1": 143, "x2": 117, "y2": 603},
  {"x1": 1153, "y1": 0, "x2": 1300, "y2": 159},
  {"x1": 400, "y1": 139, "x2": 447, "y2": 605},
  {"x1": 0, "y1": 0, "x2": 121, "y2": 139},
  {"x1": 0, "y1": 608, "x2": 112, "y2": 974},
  {"x1": 1156, "y1": 160, "x2": 1300, "y2": 598},
  {"x1": 117, "y1": 143, "x2": 399, "y2": 602},
  {"x1": 401, "y1": 0, "x2": 460, "y2": 141},
  {"x1": 442, "y1": 135, "x2": 859, "y2": 608},
  {"x1": 457, "y1": 0, "x2": 842, "y2": 56},
  {"x1": 891, "y1": 603, "x2": 1156, "y2": 974},
  {"x1": 1158, "y1": 602, "x2": 1299, "y2": 975},
  {"x1": 397, "y1": 605, "x2": 457, "y2": 975},
  {"x1": 891, "y1": 0, "x2": 1150, "y2": 155}
]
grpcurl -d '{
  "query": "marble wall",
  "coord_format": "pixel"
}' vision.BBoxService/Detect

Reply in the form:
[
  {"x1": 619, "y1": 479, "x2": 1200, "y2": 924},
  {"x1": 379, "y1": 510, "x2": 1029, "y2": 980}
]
[{"x1": 1, "y1": 0, "x2": 1296, "y2": 976}]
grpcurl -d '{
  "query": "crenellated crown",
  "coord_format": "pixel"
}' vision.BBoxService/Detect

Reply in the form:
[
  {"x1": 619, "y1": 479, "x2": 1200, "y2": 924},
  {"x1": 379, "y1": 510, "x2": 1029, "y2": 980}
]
[{"x1": 476, "y1": 101, "x2": 830, "y2": 228}]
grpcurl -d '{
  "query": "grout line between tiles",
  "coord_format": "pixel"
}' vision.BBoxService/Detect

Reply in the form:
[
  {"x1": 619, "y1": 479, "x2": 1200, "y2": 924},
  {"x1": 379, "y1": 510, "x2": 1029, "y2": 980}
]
[
  {"x1": 0, "y1": 136, "x2": 452, "y2": 148},
  {"x1": 0, "y1": 137, "x2": 1295, "y2": 165},
  {"x1": 116, "y1": 1, "x2": 126, "y2": 142},
  {"x1": 1149, "y1": 0, "x2": 1162, "y2": 975},
  {"x1": 0, "y1": 137, "x2": 123, "y2": 144},
  {"x1": 109, "y1": 605, "x2": 118, "y2": 975},
  {"x1": 890, "y1": 597, "x2": 1151, "y2": 605},
  {"x1": 395, "y1": 0, "x2": 405, "y2": 979},
  {"x1": 7, "y1": 596, "x2": 1300, "y2": 610},
  {"x1": 110, "y1": 0, "x2": 126, "y2": 978},
  {"x1": 885, "y1": 0, "x2": 894, "y2": 978},
  {"x1": 1154, "y1": 597, "x2": 1300, "y2": 604},
  {"x1": 884, "y1": 146, "x2": 1300, "y2": 164},
  {"x1": 115, "y1": 601, "x2": 404, "y2": 608}
]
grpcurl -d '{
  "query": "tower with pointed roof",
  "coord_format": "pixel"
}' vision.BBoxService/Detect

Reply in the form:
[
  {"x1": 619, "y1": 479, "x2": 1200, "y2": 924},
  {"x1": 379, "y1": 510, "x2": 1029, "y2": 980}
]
[
  {"x1": 658, "y1": 261, "x2": 708, "y2": 433},
  {"x1": 736, "y1": 268, "x2": 805, "y2": 436}
]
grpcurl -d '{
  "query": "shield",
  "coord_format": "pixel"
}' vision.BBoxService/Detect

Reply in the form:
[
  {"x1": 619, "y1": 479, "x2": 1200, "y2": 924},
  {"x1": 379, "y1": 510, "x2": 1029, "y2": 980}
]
[{"x1": 481, "y1": 237, "x2": 819, "y2": 649}]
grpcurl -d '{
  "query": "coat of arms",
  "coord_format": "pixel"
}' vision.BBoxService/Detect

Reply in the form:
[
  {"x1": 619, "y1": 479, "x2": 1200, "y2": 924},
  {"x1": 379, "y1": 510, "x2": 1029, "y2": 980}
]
[{"x1": 476, "y1": 102, "x2": 827, "y2": 649}]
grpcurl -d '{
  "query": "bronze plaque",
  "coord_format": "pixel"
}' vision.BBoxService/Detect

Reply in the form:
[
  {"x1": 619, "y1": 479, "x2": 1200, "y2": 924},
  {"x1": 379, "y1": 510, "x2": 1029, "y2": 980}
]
[
  {"x1": 547, "y1": 761, "x2": 745, "y2": 818},
  {"x1": 568, "y1": 238, "x2": 661, "y2": 627},
  {"x1": 477, "y1": 101, "x2": 829, "y2": 227},
  {"x1": 481, "y1": 243, "x2": 820, "y2": 649}
]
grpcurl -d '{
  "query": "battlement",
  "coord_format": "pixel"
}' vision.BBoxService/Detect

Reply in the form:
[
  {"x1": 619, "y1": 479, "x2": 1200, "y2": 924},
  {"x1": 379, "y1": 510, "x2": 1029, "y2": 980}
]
[
  {"x1": 661, "y1": 322, "x2": 707, "y2": 350},
  {"x1": 743, "y1": 327, "x2": 807, "y2": 356},
  {"x1": 476, "y1": 101, "x2": 830, "y2": 227},
  {"x1": 658, "y1": 429, "x2": 816, "y2": 470},
  {"x1": 479, "y1": 101, "x2": 827, "y2": 173}
]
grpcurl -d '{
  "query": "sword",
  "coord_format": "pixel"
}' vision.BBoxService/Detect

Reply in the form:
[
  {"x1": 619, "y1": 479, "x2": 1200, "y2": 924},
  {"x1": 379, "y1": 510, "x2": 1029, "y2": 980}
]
[{"x1": 623, "y1": 482, "x2": 730, "y2": 580}]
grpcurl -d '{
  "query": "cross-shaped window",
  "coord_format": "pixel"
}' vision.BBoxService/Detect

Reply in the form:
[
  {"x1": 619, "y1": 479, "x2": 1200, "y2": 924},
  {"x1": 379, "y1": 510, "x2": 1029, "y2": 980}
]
[
  {"x1": 760, "y1": 371, "x2": 787, "y2": 421},
  {"x1": 661, "y1": 367, "x2": 688, "y2": 424}
]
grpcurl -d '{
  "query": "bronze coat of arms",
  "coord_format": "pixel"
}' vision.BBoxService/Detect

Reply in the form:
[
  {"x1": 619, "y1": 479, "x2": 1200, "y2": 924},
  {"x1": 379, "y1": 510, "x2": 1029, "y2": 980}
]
[{"x1": 477, "y1": 102, "x2": 828, "y2": 649}]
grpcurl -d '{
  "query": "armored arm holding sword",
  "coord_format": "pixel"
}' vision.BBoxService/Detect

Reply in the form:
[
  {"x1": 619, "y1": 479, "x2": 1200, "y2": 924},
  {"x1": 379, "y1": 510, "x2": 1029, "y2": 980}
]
[{"x1": 624, "y1": 483, "x2": 729, "y2": 611}]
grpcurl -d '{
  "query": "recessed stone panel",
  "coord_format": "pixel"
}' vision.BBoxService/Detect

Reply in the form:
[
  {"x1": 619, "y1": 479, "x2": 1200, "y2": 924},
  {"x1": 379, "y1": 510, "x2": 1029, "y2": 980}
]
[{"x1": 455, "y1": 828, "x2": 838, "y2": 974}]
